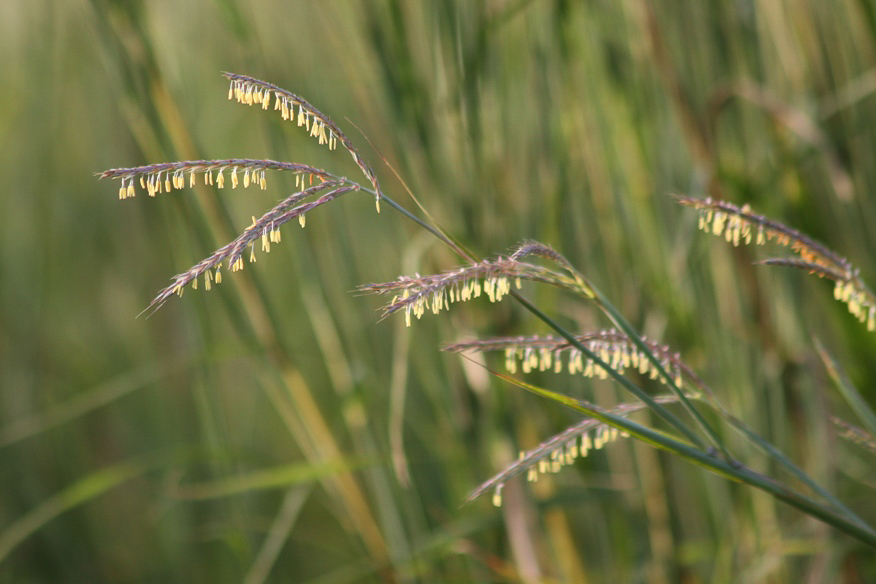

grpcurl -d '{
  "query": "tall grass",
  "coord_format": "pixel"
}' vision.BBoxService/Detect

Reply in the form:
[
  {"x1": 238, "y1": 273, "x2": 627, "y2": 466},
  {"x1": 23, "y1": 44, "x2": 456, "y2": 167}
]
[{"x1": 3, "y1": 1, "x2": 876, "y2": 582}]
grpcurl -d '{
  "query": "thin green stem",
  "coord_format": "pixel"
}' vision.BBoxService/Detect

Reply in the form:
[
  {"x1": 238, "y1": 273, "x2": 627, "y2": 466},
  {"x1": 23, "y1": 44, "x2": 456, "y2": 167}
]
[
  {"x1": 507, "y1": 290, "x2": 708, "y2": 450},
  {"x1": 361, "y1": 187, "x2": 474, "y2": 263},
  {"x1": 722, "y1": 412, "x2": 875, "y2": 533},
  {"x1": 505, "y1": 375, "x2": 876, "y2": 548},
  {"x1": 589, "y1": 285, "x2": 731, "y2": 459}
]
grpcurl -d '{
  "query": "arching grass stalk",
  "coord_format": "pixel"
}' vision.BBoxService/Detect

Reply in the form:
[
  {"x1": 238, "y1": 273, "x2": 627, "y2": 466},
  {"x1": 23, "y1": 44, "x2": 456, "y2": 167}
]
[
  {"x1": 583, "y1": 285, "x2": 731, "y2": 458},
  {"x1": 501, "y1": 249, "x2": 731, "y2": 459},
  {"x1": 668, "y1": 355, "x2": 876, "y2": 533},
  {"x1": 491, "y1": 373, "x2": 876, "y2": 548}
]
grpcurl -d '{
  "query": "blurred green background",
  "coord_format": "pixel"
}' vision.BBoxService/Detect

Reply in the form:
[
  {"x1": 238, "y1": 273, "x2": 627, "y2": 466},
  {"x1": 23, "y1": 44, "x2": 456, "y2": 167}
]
[{"x1": 2, "y1": 0, "x2": 876, "y2": 582}]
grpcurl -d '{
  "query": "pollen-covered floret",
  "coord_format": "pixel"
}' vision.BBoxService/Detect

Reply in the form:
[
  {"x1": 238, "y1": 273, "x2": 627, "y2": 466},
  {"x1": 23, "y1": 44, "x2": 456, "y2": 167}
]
[
  {"x1": 457, "y1": 330, "x2": 687, "y2": 389},
  {"x1": 227, "y1": 75, "x2": 340, "y2": 152}
]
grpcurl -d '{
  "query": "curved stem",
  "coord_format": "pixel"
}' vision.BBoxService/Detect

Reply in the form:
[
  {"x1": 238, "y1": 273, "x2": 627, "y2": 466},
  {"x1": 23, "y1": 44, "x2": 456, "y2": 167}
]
[{"x1": 590, "y1": 285, "x2": 731, "y2": 460}]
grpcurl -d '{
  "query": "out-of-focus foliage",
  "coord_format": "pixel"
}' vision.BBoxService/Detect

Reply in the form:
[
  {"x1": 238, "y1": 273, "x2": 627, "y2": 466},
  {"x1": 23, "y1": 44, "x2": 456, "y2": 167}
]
[{"x1": 2, "y1": 0, "x2": 875, "y2": 582}]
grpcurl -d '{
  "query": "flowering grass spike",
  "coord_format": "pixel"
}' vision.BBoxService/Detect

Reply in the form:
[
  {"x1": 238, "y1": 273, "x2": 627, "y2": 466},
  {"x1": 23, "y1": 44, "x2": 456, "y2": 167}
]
[
  {"x1": 100, "y1": 74, "x2": 388, "y2": 312},
  {"x1": 469, "y1": 396, "x2": 685, "y2": 506},
  {"x1": 360, "y1": 256, "x2": 588, "y2": 327},
  {"x1": 444, "y1": 329, "x2": 689, "y2": 388},
  {"x1": 677, "y1": 195, "x2": 876, "y2": 331}
]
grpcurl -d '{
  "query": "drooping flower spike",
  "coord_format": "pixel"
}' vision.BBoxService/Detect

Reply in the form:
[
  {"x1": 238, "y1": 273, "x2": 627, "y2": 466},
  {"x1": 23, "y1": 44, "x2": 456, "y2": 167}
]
[
  {"x1": 468, "y1": 395, "x2": 681, "y2": 506},
  {"x1": 146, "y1": 180, "x2": 356, "y2": 312},
  {"x1": 677, "y1": 195, "x2": 876, "y2": 331},
  {"x1": 223, "y1": 73, "x2": 382, "y2": 206}
]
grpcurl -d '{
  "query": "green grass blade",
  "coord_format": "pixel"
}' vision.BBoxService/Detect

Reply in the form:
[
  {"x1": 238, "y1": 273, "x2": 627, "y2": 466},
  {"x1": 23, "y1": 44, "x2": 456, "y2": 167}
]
[
  {"x1": 815, "y1": 337, "x2": 876, "y2": 436},
  {"x1": 0, "y1": 458, "x2": 159, "y2": 563},
  {"x1": 171, "y1": 459, "x2": 364, "y2": 500}
]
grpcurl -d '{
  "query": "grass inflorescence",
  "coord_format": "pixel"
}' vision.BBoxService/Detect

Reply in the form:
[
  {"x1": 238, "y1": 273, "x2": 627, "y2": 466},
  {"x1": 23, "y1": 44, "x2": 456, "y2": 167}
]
[
  {"x1": 468, "y1": 395, "x2": 685, "y2": 507},
  {"x1": 100, "y1": 73, "x2": 389, "y2": 313},
  {"x1": 100, "y1": 74, "x2": 876, "y2": 553},
  {"x1": 443, "y1": 329, "x2": 687, "y2": 387},
  {"x1": 677, "y1": 195, "x2": 876, "y2": 331},
  {"x1": 101, "y1": 159, "x2": 332, "y2": 198},
  {"x1": 223, "y1": 72, "x2": 381, "y2": 199}
]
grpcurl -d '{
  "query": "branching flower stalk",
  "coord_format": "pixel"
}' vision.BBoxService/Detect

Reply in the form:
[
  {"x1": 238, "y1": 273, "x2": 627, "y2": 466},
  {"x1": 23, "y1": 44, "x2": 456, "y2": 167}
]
[
  {"x1": 362, "y1": 243, "x2": 729, "y2": 456},
  {"x1": 512, "y1": 242, "x2": 728, "y2": 456},
  {"x1": 100, "y1": 73, "x2": 876, "y2": 547}
]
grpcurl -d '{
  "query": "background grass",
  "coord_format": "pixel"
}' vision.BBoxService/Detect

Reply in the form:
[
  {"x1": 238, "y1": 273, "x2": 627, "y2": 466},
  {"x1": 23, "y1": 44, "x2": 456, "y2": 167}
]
[{"x1": 2, "y1": 0, "x2": 876, "y2": 582}]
